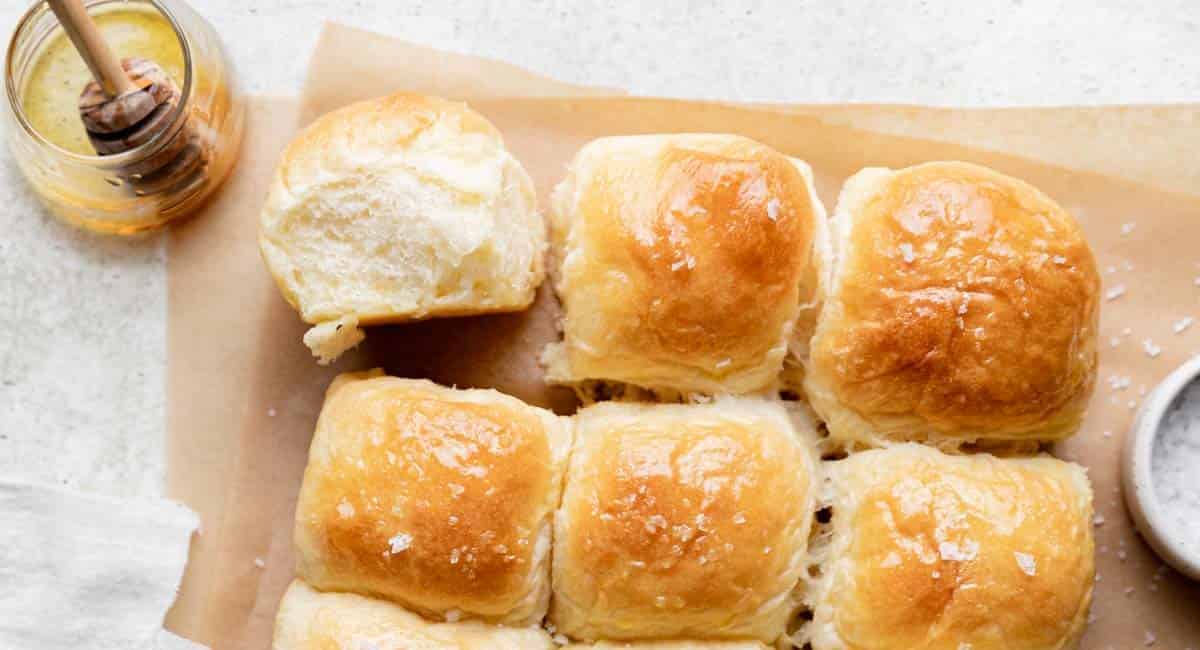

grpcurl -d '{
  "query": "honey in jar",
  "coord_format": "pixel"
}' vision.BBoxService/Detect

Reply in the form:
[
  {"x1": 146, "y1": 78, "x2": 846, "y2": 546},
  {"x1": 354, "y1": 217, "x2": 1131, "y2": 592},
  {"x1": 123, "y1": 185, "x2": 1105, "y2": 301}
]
[{"x1": 4, "y1": 0, "x2": 244, "y2": 234}]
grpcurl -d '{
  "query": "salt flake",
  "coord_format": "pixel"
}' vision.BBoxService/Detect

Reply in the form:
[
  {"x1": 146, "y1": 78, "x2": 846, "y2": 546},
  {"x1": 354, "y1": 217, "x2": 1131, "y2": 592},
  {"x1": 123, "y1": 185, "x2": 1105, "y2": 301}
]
[{"x1": 1014, "y1": 551, "x2": 1037, "y2": 576}]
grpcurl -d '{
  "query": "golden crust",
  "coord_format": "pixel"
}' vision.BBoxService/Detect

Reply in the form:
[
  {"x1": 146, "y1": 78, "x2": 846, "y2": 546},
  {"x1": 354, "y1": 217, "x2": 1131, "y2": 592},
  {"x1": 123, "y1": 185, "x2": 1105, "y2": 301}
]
[
  {"x1": 293, "y1": 372, "x2": 570, "y2": 624},
  {"x1": 551, "y1": 399, "x2": 817, "y2": 642},
  {"x1": 546, "y1": 134, "x2": 824, "y2": 396},
  {"x1": 275, "y1": 93, "x2": 501, "y2": 200},
  {"x1": 806, "y1": 162, "x2": 1100, "y2": 446},
  {"x1": 272, "y1": 580, "x2": 555, "y2": 649},
  {"x1": 807, "y1": 445, "x2": 1094, "y2": 650}
]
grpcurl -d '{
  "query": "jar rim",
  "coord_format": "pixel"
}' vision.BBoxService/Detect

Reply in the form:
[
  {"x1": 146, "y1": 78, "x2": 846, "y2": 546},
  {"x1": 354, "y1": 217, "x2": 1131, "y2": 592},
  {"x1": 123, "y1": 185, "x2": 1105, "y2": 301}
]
[{"x1": 4, "y1": 0, "x2": 194, "y2": 169}]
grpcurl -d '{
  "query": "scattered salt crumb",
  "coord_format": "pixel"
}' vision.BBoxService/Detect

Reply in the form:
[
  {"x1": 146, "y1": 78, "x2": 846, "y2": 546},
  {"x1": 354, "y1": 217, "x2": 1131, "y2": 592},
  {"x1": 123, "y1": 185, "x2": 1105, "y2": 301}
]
[
  {"x1": 553, "y1": 633, "x2": 569, "y2": 646},
  {"x1": 444, "y1": 609, "x2": 462, "y2": 623},
  {"x1": 1143, "y1": 339, "x2": 1162, "y2": 357},
  {"x1": 1096, "y1": 573, "x2": 1102, "y2": 582},
  {"x1": 253, "y1": 557, "x2": 265, "y2": 569},
  {"x1": 1144, "y1": 630, "x2": 1156, "y2": 646},
  {"x1": 766, "y1": 197, "x2": 781, "y2": 222},
  {"x1": 715, "y1": 358, "x2": 732, "y2": 370},
  {"x1": 1052, "y1": 255, "x2": 1067, "y2": 265},
  {"x1": 1093, "y1": 514, "x2": 1106, "y2": 527},
  {"x1": 1110, "y1": 336, "x2": 1121, "y2": 348},
  {"x1": 1121, "y1": 222, "x2": 1136, "y2": 236},
  {"x1": 267, "y1": 408, "x2": 277, "y2": 417},
  {"x1": 1118, "y1": 550, "x2": 1128, "y2": 561},
  {"x1": 1107, "y1": 375, "x2": 1131, "y2": 391},
  {"x1": 1103, "y1": 430, "x2": 1113, "y2": 439},
  {"x1": 931, "y1": 570, "x2": 941, "y2": 579},
  {"x1": 1125, "y1": 586, "x2": 1136, "y2": 596},
  {"x1": 899, "y1": 242, "x2": 915, "y2": 263},
  {"x1": 1174, "y1": 317, "x2": 1195, "y2": 334},
  {"x1": 938, "y1": 540, "x2": 979, "y2": 562},
  {"x1": 1014, "y1": 551, "x2": 1037, "y2": 576},
  {"x1": 387, "y1": 532, "x2": 413, "y2": 554},
  {"x1": 1105, "y1": 285, "x2": 1126, "y2": 301}
]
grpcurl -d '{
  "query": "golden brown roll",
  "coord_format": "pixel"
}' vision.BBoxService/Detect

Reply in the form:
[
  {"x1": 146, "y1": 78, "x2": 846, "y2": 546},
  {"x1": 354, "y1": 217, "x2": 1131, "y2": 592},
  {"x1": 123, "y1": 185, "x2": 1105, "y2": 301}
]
[
  {"x1": 272, "y1": 580, "x2": 555, "y2": 649},
  {"x1": 551, "y1": 399, "x2": 818, "y2": 642},
  {"x1": 804, "y1": 444, "x2": 1094, "y2": 650},
  {"x1": 259, "y1": 93, "x2": 545, "y2": 364},
  {"x1": 542, "y1": 134, "x2": 827, "y2": 400},
  {"x1": 293, "y1": 371, "x2": 572, "y2": 625},
  {"x1": 804, "y1": 161, "x2": 1099, "y2": 448}
]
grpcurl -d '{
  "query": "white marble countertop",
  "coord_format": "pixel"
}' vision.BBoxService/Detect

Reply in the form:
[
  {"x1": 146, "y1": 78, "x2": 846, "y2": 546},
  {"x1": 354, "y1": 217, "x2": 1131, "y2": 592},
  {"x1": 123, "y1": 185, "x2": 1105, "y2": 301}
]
[{"x1": 2, "y1": 0, "x2": 1198, "y2": 499}]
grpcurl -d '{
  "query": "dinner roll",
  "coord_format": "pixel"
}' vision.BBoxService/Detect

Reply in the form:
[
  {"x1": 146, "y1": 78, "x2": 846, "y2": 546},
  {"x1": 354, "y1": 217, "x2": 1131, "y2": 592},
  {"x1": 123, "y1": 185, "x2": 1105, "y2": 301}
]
[
  {"x1": 542, "y1": 134, "x2": 827, "y2": 400},
  {"x1": 259, "y1": 93, "x2": 544, "y2": 364},
  {"x1": 551, "y1": 399, "x2": 818, "y2": 642},
  {"x1": 272, "y1": 580, "x2": 555, "y2": 650},
  {"x1": 805, "y1": 161, "x2": 1099, "y2": 448},
  {"x1": 804, "y1": 444, "x2": 1094, "y2": 650},
  {"x1": 293, "y1": 371, "x2": 571, "y2": 625}
]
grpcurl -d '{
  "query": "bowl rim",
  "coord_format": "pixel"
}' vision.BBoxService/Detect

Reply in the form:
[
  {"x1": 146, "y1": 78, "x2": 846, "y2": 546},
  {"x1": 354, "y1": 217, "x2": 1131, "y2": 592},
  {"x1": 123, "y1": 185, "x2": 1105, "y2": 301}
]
[{"x1": 1122, "y1": 354, "x2": 1200, "y2": 581}]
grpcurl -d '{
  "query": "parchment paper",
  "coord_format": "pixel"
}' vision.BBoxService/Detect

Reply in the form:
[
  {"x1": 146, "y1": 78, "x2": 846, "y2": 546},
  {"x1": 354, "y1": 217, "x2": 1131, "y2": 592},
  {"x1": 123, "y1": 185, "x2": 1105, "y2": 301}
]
[{"x1": 166, "y1": 22, "x2": 1200, "y2": 649}]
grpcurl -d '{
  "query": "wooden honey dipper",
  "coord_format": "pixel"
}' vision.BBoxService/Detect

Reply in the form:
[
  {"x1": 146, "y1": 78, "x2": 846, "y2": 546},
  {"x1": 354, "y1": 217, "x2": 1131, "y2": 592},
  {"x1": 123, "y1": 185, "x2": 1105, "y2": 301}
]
[{"x1": 46, "y1": 0, "x2": 205, "y2": 189}]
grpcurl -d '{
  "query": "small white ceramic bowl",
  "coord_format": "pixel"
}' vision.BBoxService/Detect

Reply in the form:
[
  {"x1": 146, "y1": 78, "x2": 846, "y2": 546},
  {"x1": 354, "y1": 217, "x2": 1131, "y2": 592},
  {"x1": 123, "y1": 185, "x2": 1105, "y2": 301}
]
[{"x1": 1123, "y1": 355, "x2": 1200, "y2": 581}]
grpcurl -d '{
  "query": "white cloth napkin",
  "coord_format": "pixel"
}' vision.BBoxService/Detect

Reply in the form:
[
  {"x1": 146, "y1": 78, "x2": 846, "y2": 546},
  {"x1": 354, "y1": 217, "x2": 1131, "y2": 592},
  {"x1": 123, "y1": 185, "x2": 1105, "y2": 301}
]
[{"x1": 0, "y1": 480, "x2": 205, "y2": 650}]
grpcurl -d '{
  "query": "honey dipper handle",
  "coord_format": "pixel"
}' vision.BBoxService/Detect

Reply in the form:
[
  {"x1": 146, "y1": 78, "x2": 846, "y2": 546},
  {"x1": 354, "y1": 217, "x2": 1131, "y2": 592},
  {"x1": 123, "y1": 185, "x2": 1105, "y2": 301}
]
[{"x1": 46, "y1": 0, "x2": 138, "y2": 97}]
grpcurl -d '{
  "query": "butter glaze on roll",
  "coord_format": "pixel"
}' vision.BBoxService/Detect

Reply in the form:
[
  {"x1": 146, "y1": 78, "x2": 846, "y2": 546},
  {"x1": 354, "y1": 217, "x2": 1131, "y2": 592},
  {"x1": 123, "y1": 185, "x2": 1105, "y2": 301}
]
[
  {"x1": 259, "y1": 93, "x2": 545, "y2": 364},
  {"x1": 293, "y1": 371, "x2": 571, "y2": 625},
  {"x1": 804, "y1": 444, "x2": 1094, "y2": 650},
  {"x1": 551, "y1": 399, "x2": 818, "y2": 642},
  {"x1": 804, "y1": 162, "x2": 1099, "y2": 448},
  {"x1": 543, "y1": 134, "x2": 827, "y2": 400},
  {"x1": 272, "y1": 580, "x2": 555, "y2": 649}
]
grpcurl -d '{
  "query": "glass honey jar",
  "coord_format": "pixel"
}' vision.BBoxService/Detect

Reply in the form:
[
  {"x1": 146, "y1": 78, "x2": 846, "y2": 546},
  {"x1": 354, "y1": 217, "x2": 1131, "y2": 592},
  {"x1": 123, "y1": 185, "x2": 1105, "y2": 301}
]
[{"x1": 4, "y1": 0, "x2": 244, "y2": 234}]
